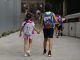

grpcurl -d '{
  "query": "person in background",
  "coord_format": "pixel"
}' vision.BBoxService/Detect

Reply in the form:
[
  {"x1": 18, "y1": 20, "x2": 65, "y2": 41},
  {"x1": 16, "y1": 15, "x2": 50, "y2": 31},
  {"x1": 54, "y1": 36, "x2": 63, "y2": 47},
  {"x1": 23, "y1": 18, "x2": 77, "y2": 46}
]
[{"x1": 55, "y1": 11, "x2": 63, "y2": 38}]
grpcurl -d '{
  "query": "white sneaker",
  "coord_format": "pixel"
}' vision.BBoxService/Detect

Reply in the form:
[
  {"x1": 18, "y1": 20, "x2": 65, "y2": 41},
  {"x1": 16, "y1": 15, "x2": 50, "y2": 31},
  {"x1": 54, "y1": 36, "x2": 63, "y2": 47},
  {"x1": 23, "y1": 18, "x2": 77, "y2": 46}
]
[
  {"x1": 48, "y1": 51, "x2": 52, "y2": 57},
  {"x1": 27, "y1": 50, "x2": 31, "y2": 56},
  {"x1": 24, "y1": 53, "x2": 27, "y2": 57},
  {"x1": 48, "y1": 54, "x2": 51, "y2": 57}
]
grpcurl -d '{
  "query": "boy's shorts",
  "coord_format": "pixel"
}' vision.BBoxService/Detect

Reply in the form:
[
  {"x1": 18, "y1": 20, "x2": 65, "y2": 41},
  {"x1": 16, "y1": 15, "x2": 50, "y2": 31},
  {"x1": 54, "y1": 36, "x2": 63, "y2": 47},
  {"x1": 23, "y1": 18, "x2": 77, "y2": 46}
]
[
  {"x1": 24, "y1": 34, "x2": 32, "y2": 40},
  {"x1": 43, "y1": 28, "x2": 54, "y2": 38}
]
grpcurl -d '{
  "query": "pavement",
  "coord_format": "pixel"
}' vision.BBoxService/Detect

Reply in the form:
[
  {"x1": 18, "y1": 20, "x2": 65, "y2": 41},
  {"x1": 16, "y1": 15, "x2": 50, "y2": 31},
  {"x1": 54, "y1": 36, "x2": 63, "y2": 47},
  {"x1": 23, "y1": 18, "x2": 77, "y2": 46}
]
[{"x1": 0, "y1": 32, "x2": 80, "y2": 60}]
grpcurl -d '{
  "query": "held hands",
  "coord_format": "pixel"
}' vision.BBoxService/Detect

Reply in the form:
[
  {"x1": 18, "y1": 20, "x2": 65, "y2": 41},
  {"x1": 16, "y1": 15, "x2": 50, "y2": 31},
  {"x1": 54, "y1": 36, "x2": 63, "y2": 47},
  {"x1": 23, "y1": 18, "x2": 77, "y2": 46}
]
[
  {"x1": 37, "y1": 31, "x2": 40, "y2": 34},
  {"x1": 34, "y1": 27, "x2": 40, "y2": 34}
]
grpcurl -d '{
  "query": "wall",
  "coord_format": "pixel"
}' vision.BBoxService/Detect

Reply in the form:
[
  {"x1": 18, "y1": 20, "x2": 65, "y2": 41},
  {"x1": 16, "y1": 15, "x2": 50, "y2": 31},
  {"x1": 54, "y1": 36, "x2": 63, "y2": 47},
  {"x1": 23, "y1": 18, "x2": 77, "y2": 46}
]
[
  {"x1": 63, "y1": 13, "x2": 80, "y2": 37},
  {"x1": 76, "y1": 22, "x2": 80, "y2": 37},
  {"x1": 63, "y1": 23, "x2": 69, "y2": 35},
  {"x1": 0, "y1": 0, "x2": 21, "y2": 33}
]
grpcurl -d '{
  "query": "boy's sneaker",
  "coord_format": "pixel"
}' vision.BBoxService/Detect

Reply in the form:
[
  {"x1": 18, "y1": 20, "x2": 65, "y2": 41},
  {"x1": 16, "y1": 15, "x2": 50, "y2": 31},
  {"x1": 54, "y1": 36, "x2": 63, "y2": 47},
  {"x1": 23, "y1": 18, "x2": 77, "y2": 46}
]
[
  {"x1": 48, "y1": 51, "x2": 51, "y2": 57},
  {"x1": 27, "y1": 50, "x2": 31, "y2": 56},
  {"x1": 43, "y1": 49, "x2": 47, "y2": 55}
]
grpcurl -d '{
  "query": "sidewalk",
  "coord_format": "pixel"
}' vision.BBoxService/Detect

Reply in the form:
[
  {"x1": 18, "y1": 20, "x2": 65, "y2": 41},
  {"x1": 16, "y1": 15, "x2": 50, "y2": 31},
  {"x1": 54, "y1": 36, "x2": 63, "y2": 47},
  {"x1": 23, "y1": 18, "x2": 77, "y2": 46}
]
[{"x1": 0, "y1": 32, "x2": 80, "y2": 60}]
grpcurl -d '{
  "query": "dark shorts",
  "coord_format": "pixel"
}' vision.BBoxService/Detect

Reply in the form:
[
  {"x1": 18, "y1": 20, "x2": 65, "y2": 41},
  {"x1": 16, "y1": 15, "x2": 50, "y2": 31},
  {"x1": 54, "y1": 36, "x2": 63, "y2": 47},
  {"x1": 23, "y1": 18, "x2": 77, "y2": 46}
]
[
  {"x1": 58, "y1": 25, "x2": 62, "y2": 30},
  {"x1": 55, "y1": 24, "x2": 59, "y2": 28},
  {"x1": 43, "y1": 28, "x2": 54, "y2": 38}
]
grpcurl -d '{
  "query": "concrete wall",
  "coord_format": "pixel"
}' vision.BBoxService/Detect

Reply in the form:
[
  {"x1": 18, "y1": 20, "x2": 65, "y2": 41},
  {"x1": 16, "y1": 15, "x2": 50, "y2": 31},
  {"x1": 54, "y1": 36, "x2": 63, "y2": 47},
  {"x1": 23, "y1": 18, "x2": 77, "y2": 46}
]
[
  {"x1": 68, "y1": 22, "x2": 76, "y2": 37},
  {"x1": 0, "y1": 0, "x2": 21, "y2": 33},
  {"x1": 63, "y1": 23, "x2": 69, "y2": 35},
  {"x1": 63, "y1": 13, "x2": 80, "y2": 37},
  {"x1": 76, "y1": 22, "x2": 80, "y2": 37}
]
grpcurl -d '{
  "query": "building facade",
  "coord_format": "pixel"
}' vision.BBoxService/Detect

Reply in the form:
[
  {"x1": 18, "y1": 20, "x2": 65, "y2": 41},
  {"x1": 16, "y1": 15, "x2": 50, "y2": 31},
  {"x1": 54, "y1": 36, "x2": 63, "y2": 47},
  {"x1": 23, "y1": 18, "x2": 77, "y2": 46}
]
[{"x1": 63, "y1": 0, "x2": 80, "y2": 37}]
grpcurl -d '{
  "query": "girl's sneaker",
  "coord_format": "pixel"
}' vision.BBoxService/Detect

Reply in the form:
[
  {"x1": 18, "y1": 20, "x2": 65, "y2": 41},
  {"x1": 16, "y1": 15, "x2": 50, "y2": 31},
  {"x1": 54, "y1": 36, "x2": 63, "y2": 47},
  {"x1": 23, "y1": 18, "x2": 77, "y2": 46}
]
[
  {"x1": 24, "y1": 53, "x2": 27, "y2": 57},
  {"x1": 27, "y1": 50, "x2": 31, "y2": 56}
]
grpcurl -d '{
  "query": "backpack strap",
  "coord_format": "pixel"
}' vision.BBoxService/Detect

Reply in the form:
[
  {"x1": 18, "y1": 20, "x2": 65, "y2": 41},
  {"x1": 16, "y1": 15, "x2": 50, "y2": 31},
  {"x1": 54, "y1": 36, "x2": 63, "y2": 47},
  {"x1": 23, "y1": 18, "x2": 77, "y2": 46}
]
[{"x1": 22, "y1": 21, "x2": 27, "y2": 29}]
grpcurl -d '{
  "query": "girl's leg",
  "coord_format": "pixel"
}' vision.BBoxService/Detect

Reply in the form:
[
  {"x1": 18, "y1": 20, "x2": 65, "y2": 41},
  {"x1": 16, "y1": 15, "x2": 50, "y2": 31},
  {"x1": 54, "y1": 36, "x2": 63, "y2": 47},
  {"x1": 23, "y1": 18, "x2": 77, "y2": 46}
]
[
  {"x1": 27, "y1": 36, "x2": 32, "y2": 56},
  {"x1": 28, "y1": 39, "x2": 32, "y2": 51},
  {"x1": 24, "y1": 38, "x2": 28, "y2": 56}
]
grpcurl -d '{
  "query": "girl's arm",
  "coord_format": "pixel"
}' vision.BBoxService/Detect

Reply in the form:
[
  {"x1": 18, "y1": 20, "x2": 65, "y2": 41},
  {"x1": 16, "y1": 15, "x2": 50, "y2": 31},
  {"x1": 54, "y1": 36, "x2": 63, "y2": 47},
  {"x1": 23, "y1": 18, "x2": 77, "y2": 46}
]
[
  {"x1": 19, "y1": 21, "x2": 26, "y2": 37},
  {"x1": 19, "y1": 26, "x2": 23, "y2": 37},
  {"x1": 34, "y1": 27, "x2": 40, "y2": 34}
]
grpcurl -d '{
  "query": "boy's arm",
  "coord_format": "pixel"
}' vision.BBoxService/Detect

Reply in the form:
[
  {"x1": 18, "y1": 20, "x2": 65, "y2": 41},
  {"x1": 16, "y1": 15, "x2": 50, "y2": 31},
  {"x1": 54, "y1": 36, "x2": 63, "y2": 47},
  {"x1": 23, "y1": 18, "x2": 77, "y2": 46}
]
[{"x1": 53, "y1": 14, "x2": 58, "y2": 23}]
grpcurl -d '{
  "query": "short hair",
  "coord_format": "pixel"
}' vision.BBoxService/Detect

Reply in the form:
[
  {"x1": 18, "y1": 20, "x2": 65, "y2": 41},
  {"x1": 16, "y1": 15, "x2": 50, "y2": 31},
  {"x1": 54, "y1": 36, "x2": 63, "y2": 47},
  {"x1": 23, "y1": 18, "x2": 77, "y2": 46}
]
[{"x1": 45, "y1": 3, "x2": 53, "y2": 11}]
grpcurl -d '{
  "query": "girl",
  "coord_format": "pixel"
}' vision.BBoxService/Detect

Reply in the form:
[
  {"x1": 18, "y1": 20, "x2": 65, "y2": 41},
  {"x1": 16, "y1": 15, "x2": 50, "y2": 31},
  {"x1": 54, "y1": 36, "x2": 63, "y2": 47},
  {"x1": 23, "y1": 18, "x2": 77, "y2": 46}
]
[{"x1": 19, "y1": 12, "x2": 40, "y2": 56}]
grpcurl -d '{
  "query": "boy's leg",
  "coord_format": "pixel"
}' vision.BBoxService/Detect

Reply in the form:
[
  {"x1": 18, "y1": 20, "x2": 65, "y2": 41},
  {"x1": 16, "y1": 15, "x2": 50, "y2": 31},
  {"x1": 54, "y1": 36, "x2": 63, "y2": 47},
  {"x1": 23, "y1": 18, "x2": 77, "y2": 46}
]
[
  {"x1": 43, "y1": 38, "x2": 48, "y2": 54},
  {"x1": 48, "y1": 38, "x2": 53, "y2": 51},
  {"x1": 47, "y1": 28, "x2": 54, "y2": 57},
  {"x1": 43, "y1": 28, "x2": 48, "y2": 55},
  {"x1": 48, "y1": 38, "x2": 53, "y2": 57}
]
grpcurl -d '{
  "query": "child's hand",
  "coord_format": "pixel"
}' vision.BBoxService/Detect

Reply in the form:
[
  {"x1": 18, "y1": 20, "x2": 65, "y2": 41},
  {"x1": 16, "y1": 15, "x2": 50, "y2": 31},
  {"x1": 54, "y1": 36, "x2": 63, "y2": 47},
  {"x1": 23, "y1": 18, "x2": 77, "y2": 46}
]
[
  {"x1": 34, "y1": 27, "x2": 40, "y2": 34},
  {"x1": 37, "y1": 31, "x2": 40, "y2": 34}
]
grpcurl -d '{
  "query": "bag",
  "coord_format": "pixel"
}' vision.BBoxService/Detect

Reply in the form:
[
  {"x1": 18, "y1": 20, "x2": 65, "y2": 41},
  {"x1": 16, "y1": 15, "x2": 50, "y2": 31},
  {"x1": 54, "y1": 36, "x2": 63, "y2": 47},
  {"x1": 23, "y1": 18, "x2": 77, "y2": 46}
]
[
  {"x1": 43, "y1": 12, "x2": 54, "y2": 28},
  {"x1": 23, "y1": 19, "x2": 34, "y2": 35}
]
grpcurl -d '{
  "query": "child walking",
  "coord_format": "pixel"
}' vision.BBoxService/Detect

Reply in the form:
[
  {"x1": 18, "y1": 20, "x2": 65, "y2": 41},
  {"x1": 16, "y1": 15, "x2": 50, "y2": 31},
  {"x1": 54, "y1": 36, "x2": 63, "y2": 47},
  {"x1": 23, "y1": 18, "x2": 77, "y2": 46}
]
[{"x1": 19, "y1": 12, "x2": 40, "y2": 57}]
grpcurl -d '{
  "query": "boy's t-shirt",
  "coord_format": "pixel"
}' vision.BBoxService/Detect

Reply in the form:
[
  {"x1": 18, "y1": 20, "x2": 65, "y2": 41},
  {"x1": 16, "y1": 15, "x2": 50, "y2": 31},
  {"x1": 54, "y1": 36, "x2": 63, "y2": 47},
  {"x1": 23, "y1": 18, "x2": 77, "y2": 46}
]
[{"x1": 22, "y1": 20, "x2": 35, "y2": 35}]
